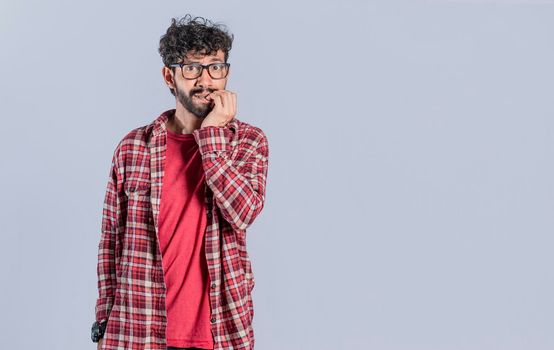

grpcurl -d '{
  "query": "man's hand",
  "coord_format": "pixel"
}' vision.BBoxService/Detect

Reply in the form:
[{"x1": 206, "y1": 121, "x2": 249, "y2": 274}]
[
  {"x1": 97, "y1": 339, "x2": 103, "y2": 350},
  {"x1": 201, "y1": 90, "x2": 237, "y2": 128}
]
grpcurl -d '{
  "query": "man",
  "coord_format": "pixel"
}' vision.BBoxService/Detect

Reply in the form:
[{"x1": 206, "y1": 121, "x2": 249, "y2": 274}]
[{"x1": 92, "y1": 15, "x2": 269, "y2": 350}]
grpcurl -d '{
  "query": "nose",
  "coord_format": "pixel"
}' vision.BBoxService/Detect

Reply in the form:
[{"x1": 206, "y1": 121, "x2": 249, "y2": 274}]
[{"x1": 196, "y1": 66, "x2": 213, "y2": 86}]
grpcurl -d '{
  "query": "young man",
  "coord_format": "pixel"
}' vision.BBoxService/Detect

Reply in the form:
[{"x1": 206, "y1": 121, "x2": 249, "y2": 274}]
[{"x1": 92, "y1": 15, "x2": 269, "y2": 350}]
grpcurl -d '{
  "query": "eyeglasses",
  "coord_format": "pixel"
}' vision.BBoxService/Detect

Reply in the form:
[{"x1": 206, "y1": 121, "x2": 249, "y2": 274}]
[{"x1": 168, "y1": 62, "x2": 230, "y2": 80}]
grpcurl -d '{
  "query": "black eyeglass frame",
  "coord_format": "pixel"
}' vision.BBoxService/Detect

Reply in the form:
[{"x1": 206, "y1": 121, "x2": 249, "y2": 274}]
[{"x1": 168, "y1": 62, "x2": 231, "y2": 80}]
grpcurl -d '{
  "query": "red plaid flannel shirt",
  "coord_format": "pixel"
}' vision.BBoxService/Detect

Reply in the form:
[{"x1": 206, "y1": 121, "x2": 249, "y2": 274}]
[{"x1": 95, "y1": 109, "x2": 269, "y2": 350}]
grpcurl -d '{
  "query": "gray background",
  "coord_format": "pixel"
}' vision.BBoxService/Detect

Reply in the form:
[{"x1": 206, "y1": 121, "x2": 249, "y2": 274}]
[{"x1": 1, "y1": 0, "x2": 553, "y2": 349}]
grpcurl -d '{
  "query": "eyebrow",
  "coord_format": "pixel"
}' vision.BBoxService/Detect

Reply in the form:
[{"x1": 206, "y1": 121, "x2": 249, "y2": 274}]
[{"x1": 183, "y1": 57, "x2": 224, "y2": 64}]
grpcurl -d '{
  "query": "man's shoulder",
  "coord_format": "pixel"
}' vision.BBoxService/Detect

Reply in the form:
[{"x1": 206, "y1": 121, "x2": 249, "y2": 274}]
[
  {"x1": 121, "y1": 124, "x2": 152, "y2": 144},
  {"x1": 114, "y1": 120, "x2": 156, "y2": 153}
]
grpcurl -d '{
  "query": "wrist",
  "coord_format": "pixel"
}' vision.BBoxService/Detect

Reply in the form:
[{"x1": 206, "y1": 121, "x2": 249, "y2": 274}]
[{"x1": 200, "y1": 123, "x2": 222, "y2": 129}]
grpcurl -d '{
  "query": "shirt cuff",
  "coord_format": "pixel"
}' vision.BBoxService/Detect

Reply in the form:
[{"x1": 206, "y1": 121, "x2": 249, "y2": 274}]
[{"x1": 193, "y1": 126, "x2": 233, "y2": 155}]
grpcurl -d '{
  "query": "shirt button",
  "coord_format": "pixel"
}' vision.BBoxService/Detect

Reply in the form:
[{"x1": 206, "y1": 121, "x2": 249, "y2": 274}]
[
  {"x1": 211, "y1": 283, "x2": 216, "y2": 289},
  {"x1": 210, "y1": 317, "x2": 216, "y2": 324}
]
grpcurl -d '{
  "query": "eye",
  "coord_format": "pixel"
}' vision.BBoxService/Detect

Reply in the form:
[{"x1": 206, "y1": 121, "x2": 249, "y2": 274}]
[
  {"x1": 184, "y1": 64, "x2": 200, "y2": 72},
  {"x1": 211, "y1": 64, "x2": 224, "y2": 71}
]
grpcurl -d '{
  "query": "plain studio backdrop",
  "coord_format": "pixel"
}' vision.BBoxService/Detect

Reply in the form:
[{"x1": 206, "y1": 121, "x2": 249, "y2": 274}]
[{"x1": 0, "y1": 0, "x2": 553, "y2": 349}]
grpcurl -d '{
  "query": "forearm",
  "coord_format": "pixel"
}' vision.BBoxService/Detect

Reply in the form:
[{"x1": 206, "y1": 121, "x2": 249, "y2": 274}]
[
  {"x1": 204, "y1": 155, "x2": 267, "y2": 230},
  {"x1": 194, "y1": 126, "x2": 269, "y2": 231}
]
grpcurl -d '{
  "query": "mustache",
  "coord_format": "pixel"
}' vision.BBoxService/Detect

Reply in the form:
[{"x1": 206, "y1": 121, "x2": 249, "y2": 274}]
[{"x1": 190, "y1": 88, "x2": 216, "y2": 96}]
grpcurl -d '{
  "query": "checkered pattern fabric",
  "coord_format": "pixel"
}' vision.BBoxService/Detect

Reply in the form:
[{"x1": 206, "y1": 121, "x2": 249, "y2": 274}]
[{"x1": 95, "y1": 109, "x2": 269, "y2": 350}]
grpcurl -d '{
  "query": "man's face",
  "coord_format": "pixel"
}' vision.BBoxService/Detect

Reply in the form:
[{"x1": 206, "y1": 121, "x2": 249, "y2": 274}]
[{"x1": 172, "y1": 49, "x2": 228, "y2": 119}]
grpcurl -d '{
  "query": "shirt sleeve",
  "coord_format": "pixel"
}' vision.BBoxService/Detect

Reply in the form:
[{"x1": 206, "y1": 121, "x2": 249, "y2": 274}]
[
  {"x1": 95, "y1": 149, "x2": 122, "y2": 323},
  {"x1": 193, "y1": 125, "x2": 269, "y2": 231}
]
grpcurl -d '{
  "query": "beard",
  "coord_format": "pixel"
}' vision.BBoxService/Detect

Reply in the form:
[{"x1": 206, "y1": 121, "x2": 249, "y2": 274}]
[{"x1": 176, "y1": 85, "x2": 215, "y2": 119}]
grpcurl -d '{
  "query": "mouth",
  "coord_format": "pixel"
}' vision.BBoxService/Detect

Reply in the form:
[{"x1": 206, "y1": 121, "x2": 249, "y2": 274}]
[{"x1": 193, "y1": 93, "x2": 212, "y2": 104}]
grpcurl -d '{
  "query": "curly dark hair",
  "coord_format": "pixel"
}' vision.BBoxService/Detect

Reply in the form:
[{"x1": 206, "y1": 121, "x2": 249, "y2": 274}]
[{"x1": 158, "y1": 14, "x2": 234, "y2": 96}]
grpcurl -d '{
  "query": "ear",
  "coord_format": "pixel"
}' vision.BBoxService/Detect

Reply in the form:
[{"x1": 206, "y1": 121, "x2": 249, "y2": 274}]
[{"x1": 161, "y1": 66, "x2": 175, "y2": 90}]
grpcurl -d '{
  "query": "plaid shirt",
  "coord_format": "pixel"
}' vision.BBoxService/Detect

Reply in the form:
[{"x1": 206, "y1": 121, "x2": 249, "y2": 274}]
[{"x1": 95, "y1": 109, "x2": 269, "y2": 350}]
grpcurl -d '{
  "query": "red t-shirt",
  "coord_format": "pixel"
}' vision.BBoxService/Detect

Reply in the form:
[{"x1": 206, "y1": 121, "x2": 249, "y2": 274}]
[{"x1": 157, "y1": 128, "x2": 214, "y2": 349}]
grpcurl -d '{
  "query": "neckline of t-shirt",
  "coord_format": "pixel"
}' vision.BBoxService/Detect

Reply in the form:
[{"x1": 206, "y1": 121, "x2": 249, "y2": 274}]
[{"x1": 166, "y1": 128, "x2": 195, "y2": 140}]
